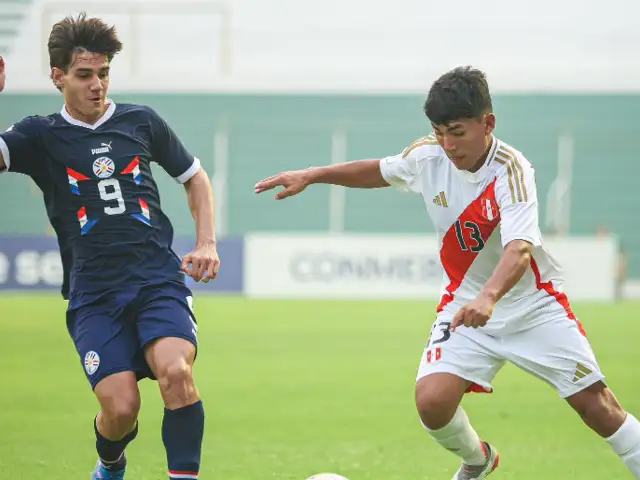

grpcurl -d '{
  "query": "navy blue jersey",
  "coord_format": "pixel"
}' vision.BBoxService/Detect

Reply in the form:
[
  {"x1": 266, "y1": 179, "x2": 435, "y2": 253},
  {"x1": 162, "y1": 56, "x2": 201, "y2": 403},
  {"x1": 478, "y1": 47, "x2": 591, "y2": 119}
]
[{"x1": 0, "y1": 102, "x2": 200, "y2": 301}]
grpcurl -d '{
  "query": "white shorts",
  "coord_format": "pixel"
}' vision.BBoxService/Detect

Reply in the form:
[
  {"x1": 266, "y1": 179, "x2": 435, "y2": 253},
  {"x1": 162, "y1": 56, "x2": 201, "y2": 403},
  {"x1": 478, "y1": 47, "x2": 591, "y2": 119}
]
[{"x1": 416, "y1": 310, "x2": 605, "y2": 399}]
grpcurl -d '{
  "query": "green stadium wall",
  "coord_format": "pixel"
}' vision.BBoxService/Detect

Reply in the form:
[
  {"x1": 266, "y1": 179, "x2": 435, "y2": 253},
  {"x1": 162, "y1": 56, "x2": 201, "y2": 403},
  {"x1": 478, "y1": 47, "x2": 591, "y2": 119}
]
[{"x1": 1, "y1": 93, "x2": 638, "y2": 276}]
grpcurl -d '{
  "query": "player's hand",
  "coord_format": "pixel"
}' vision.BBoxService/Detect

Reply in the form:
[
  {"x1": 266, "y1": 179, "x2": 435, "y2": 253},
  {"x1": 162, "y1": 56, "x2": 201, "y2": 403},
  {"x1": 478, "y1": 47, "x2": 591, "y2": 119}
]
[
  {"x1": 451, "y1": 294, "x2": 495, "y2": 331},
  {"x1": 254, "y1": 169, "x2": 312, "y2": 200},
  {"x1": 0, "y1": 56, "x2": 6, "y2": 93},
  {"x1": 181, "y1": 242, "x2": 220, "y2": 283}
]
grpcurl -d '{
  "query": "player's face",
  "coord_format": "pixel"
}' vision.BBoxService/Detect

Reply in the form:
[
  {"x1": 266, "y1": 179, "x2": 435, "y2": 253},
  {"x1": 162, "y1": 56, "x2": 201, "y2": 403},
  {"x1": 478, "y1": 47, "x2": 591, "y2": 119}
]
[
  {"x1": 52, "y1": 51, "x2": 110, "y2": 124},
  {"x1": 432, "y1": 114, "x2": 496, "y2": 172}
]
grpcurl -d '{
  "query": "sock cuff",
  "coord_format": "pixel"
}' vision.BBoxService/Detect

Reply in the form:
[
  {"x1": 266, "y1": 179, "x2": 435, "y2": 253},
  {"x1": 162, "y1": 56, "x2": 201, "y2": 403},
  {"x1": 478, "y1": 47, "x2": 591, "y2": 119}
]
[
  {"x1": 424, "y1": 406, "x2": 468, "y2": 435},
  {"x1": 124, "y1": 420, "x2": 139, "y2": 443},
  {"x1": 94, "y1": 416, "x2": 139, "y2": 444},
  {"x1": 165, "y1": 400, "x2": 203, "y2": 415},
  {"x1": 607, "y1": 413, "x2": 640, "y2": 455}
]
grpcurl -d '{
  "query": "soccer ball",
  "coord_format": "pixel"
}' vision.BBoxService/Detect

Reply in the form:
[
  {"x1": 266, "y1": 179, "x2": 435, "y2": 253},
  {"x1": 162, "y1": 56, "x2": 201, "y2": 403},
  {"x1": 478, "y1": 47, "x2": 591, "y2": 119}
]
[{"x1": 306, "y1": 475, "x2": 349, "y2": 480}]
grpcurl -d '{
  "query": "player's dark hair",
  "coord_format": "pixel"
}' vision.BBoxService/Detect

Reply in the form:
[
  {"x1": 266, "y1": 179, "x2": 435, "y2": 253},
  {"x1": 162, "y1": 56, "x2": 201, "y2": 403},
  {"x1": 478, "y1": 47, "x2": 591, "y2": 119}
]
[
  {"x1": 48, "y1": 12, "x2": 123, "y2": 90},
  {"x1": 423, "y1": 66, "x2": 493, "y2": 126}
]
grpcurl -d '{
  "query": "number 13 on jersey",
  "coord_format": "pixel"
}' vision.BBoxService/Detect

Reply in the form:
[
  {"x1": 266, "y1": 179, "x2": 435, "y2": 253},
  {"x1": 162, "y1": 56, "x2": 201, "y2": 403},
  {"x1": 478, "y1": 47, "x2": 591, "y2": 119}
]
[{"x1": 454, "y1": 219, "x2": 485, "y2": 252}]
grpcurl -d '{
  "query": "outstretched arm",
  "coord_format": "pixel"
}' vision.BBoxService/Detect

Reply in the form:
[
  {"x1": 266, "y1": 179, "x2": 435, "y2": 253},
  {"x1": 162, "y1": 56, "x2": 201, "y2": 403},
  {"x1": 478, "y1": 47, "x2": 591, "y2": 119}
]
[
  {"x1": 255, "y1": 159, "x2": 390, "y2": 200},
  {"x1": 0, "y1": 56, "x2": 5, "y2": 93},
  {"x1": 307, "y1": 160, "x2": 390, "y2": 188},
  {"x1": 0, "y1": 57, "x2": 39, "y2": 176},
  {"x1": 0, "y1": 56, "x2": 6, "y2": 171},
  {"x1": 255, "y1": 137, "x2": 428, "y2": 200}
]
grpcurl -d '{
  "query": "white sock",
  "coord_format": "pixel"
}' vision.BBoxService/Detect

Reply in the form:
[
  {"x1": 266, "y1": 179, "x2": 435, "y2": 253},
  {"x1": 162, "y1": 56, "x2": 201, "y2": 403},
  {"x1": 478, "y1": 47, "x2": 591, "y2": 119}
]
[
  {"x1": 424, "y1": 406, "x2": 487, "y2": 465},
  {"x1": 607, "y1": 413, "x2": 640, "y2": 478}
]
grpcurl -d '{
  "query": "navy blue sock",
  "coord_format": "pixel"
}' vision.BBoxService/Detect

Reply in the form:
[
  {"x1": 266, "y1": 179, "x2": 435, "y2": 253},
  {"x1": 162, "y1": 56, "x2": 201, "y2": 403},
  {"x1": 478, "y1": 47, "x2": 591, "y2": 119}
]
[
  {"x1": 163, "y1": 400, "x2": 205, "y2": 479},
  {"x1": 94, "y1": 417, "x2": 138, "y2": 471}
]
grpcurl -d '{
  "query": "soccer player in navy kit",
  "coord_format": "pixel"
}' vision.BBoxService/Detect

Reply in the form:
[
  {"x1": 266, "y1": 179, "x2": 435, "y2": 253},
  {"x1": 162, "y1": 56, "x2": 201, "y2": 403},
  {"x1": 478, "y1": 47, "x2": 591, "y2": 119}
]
[{"x1": 0, "y1": 14, "x2": 218, "y2": 480}]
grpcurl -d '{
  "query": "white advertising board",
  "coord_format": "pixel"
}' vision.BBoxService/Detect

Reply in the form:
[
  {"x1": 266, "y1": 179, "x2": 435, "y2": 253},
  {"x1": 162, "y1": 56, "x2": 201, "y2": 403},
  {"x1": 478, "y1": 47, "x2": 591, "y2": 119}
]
[{"x1": 245, "y1": 234, "x2": 618, "y2": 301}]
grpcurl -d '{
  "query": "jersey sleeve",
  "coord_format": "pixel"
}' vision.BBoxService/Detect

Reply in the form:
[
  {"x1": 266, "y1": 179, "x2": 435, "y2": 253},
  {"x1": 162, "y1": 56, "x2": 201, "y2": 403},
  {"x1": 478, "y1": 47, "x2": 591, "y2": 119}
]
[
  {"x1": 495, "y1": 154, "x2": 542, "y2": 248},
  {"x1": 0, "y1": 117, "x2": 45, "y2": 177},
  {"x1": 147, "y1": 108, "x2": 201, "y2": 184},
  {"x1": 378, "y1": 140, "x2": 424, "y2": 194}
]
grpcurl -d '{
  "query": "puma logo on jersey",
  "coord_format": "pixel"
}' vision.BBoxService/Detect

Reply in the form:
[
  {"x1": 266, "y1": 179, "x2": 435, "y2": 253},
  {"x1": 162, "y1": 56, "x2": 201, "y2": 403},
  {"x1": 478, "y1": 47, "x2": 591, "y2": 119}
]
[
  {"x1": 91, "y1": 142, "x2": 112, "y2": 155},
  {"x1": 572, "y1": 363, "x2": 592, "y2": 382},
  {"x1": 433, "y1": 191, "x2": 448, "y2": 207}
]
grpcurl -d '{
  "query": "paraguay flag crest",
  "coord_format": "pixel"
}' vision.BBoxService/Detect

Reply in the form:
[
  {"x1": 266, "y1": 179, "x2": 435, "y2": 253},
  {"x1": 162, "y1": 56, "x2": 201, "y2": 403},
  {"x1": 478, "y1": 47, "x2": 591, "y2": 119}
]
[
  {"x1": 93, "y1": 157, "x2": 115, "y2": 179},
  {"x1": 84, "y1": 351, "x2": 100, "y2": 375}
]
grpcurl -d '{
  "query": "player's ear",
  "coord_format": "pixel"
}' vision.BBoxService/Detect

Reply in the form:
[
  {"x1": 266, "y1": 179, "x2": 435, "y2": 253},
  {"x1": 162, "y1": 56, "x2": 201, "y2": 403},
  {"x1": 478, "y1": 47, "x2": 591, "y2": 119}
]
[
  {"x1": 50, "y1": 67, "x2": 65, "y2": 89},
  {"x1": 483, "y1": 113, "x2": 496, "y2": 135}
]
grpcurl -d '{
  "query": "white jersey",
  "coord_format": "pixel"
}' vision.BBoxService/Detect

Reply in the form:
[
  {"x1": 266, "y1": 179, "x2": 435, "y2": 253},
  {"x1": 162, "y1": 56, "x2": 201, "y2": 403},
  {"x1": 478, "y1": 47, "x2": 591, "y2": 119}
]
[{"x1": 380, "y1": 134, "x2": 579, "y2": 335}]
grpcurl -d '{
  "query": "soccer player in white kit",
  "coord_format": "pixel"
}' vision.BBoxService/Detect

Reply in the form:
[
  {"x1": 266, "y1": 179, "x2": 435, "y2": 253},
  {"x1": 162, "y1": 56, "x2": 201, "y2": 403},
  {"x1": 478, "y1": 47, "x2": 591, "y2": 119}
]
[{"x1": 254, "y1": 66, "x2": 640, "y2": 479}]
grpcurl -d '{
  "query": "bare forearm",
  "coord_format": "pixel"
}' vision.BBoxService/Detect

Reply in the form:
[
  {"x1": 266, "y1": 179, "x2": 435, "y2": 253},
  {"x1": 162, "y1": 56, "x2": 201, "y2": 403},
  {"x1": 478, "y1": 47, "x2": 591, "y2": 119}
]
[
  {"x1": 185, "y1": 169, "x2": 216, "y2": 245},
  {"x1": 308, "y1": 160, "x2": 389, "y2": 188},
  {"x1": 481, "y1": 240, "x2": 532, "y2": 302}
]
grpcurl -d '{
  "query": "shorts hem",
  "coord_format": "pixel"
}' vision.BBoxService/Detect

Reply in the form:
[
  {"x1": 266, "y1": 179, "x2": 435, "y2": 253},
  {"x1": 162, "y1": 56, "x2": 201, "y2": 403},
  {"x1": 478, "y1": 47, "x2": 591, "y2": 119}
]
[
  {"x1": 141, "y1": 334, "x2": 199, "y2": 360},
  {"x1": 88, "y1": 367, "x2": 146, "y2": 390},
  {"x1": 416, "y1": 364, "x2": 493, "y2": 393},
  {"x1": 558, "y1": 374, "x2": 606, "y2": 398}
]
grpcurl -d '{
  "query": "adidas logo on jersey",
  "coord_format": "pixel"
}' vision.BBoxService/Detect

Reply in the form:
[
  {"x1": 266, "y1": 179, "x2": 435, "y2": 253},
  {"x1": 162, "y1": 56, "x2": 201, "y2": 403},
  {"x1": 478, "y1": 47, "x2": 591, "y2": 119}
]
[
  {"x1": 433, "y1": 191, "x2": 448, "y2": 207},
  {"x1": 91, "y1": 142, "x2": 112, "y2": 155}
]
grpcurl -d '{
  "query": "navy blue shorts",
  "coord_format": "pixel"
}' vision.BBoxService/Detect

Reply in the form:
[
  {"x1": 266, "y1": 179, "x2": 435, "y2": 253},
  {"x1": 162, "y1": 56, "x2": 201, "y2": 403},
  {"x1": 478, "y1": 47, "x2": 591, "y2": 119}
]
[{"x1": 66, "y1": 283, "x2": 198, "y2": 389}]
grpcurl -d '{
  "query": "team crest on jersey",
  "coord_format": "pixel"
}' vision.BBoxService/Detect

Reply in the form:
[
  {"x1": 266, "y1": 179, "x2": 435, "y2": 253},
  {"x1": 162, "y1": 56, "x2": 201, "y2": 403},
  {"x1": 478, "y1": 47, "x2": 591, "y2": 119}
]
[
  {"x1": 93, "y1": 157, "x2": 115, "y2": 179},
  {"x1": 481, "y1": 198, "x2": 498, "y2": 221},
  {"x1": 84, "y1": 351, "x2": 100, "y2": 375}
]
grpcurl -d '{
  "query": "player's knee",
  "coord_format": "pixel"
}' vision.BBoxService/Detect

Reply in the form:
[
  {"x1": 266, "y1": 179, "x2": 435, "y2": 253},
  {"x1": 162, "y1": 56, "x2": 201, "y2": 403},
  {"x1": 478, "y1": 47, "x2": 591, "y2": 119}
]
[
  {"x1": 567, "y1": 381, "x2": 626, "y2": 437},
  {"x1": 94, "y1": 373, "x2": 141, "y2": 434},
  {"x1": 100, "y1": 391, "x2": 141, "y2": 431},
  {"x1": 415, "y1": 375, "x2": 463, "y2": 430},
  {"x1": 416, "y1": 391, "x2": 457, "y2": 430},
  {"x1": 157, "y1": 359, "x2": 197, "y2": 406}
]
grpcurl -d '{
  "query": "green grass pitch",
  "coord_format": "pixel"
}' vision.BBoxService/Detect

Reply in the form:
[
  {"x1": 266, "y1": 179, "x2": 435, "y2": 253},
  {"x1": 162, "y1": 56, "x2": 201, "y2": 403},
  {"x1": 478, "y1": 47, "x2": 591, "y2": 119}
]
[{"x1": 0, "y1": 295, "x2": 638, "y2": 479}]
